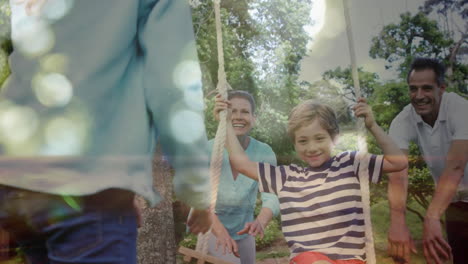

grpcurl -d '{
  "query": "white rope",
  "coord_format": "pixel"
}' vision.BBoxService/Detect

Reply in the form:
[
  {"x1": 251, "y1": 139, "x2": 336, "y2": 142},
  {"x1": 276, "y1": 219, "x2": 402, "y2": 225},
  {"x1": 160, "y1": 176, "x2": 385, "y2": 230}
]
[
  {"x1": 196, "y1": 0, "x2": 231, "y2": 255},
  {"x1": 342, "y1": 0, "x2": 376, "y2": 263},
  {"x1": 356, "y1": 151, "x2": 375, "y2": 263}
]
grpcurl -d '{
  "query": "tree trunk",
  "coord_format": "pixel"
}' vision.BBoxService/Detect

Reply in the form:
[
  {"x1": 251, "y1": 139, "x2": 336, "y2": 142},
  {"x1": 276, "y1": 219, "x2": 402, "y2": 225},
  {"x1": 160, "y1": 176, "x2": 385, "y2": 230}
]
[
  {"x1": 137, "y1": 146, "x2": 176, "y2": 264},
  {"x1": 446, "y1": 34, "x2": 466, "y2": 78}
]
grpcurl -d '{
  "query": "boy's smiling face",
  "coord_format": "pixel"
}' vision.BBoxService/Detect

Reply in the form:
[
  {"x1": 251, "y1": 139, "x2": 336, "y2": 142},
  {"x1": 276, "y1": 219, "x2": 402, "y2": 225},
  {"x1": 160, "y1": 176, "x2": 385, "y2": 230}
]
[{"x1": 294, "y1": 118, "x2": 334, "y2": 168}]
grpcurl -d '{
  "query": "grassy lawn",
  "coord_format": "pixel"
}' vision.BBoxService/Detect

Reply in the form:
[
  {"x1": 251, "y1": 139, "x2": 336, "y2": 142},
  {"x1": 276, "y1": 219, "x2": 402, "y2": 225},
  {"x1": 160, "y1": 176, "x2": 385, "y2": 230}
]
[
  {"x1": 256, "y1": 249, "x2": 290, "y2": 260},
  {"x1": 370, "y1": 200, "x2": 429, "y2": 264}
]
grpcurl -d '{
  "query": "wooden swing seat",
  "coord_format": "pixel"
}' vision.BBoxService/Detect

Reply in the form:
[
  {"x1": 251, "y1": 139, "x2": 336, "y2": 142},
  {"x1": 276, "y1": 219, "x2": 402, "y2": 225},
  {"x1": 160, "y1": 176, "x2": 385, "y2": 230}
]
[{"x1": 178, "y1": 246, "x2": 235, "y2": 264}]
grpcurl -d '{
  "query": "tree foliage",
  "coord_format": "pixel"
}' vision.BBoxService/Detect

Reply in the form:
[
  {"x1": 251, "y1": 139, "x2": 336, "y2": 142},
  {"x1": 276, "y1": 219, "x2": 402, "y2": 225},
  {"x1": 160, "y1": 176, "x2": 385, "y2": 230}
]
[
  {"x1": 323, "y1": 67, "x2": 380, "y2": 102},
  {"x1": 371, "y1": 81, "x2": 409, "y2": 130},
  {"x1": 0, "y1": 0, "x2": 10, "y2": 87},
  {"x1": 194, "y1": 0, "x2": 312, "y2": 164},
  {"x1": 299, "y1": 79, "x2": 353, "y2": 125},
  {"x1": 192, "y1": 0, "x2": 259, "y2": 95},
  {"x1": 369, "y1": 10, "x2": 467, "y2": 94},
  {"x1": 369, "y1": 12, "x2": 452, "y2": 77},
  {"x1": 420, "y1": 0, "x2": 468, "y2": 94},
  {"x1": 420, "y1": 0, "x2": 467, "y2": 38}
]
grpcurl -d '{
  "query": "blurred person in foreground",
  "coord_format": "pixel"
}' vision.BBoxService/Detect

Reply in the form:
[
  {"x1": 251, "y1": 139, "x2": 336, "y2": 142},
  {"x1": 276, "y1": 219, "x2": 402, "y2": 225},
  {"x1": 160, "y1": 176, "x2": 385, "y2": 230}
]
[{"x1": 0, "y1": 0, "x2": 211, "y2": 263}]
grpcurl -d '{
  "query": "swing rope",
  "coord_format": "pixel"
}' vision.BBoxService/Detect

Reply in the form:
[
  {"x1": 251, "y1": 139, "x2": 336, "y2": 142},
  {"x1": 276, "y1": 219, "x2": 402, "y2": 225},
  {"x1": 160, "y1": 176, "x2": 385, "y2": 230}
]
[
  {"x1": 342, "y1": 0, "x2": 376, "y2": 263},
  {"x1": 195, "y1": 0, "x2": 231, "y2": 255}
]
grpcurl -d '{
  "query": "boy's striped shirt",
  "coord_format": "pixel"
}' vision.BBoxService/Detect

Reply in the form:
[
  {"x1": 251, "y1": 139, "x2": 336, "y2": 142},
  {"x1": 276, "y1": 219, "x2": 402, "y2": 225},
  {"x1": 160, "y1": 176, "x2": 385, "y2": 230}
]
[{"x1": 258, "y1": 151, "x2": 383, "y2": 261}]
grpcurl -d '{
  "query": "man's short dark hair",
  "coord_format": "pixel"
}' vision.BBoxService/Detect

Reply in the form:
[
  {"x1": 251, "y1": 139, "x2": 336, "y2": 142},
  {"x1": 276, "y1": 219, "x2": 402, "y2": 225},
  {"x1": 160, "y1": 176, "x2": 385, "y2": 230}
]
[
  {"x1": 228, "y1": 90, "x2": 256, "y2": 114},
  {"x1": 407, "y1": 57, "x2": 446, "y2": 86}
]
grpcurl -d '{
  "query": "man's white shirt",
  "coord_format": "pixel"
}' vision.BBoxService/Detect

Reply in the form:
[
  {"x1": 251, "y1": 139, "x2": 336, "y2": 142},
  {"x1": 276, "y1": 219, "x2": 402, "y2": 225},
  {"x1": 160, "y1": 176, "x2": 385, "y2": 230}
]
[{"x1": 389, "y1": 92, "x2": 468, "y2": 202}]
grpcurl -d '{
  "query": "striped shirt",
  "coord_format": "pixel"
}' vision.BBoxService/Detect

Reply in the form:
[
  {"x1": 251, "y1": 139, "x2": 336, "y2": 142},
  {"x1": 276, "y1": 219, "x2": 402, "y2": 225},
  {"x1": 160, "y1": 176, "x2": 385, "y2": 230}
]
[{"x1": 258, "y1": 151, "x2": 383, "y2": 261}]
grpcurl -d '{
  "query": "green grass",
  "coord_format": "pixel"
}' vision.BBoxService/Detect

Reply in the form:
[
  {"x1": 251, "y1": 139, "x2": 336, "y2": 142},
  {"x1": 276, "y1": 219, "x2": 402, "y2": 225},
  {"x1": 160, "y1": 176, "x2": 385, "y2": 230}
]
[
  {"x1": 372, "y1": 200, "x2": 427, "y2": 264},
  {"x1": 256, "y1": 249, "x2": 290, "y2": 261}
]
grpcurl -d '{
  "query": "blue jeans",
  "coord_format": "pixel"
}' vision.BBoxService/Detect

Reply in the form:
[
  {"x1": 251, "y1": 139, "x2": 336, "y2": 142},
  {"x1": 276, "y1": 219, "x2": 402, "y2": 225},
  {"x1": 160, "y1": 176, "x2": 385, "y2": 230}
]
[{"x1": 0, "y1": 186, "x2": 137, "y2": 264}]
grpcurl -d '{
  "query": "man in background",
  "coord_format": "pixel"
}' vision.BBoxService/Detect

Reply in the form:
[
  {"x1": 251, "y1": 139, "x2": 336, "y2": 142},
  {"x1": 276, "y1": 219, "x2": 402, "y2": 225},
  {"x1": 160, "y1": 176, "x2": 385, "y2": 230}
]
[{"x1": 387, "y1": 57, "x2": 468, "y2": 264}]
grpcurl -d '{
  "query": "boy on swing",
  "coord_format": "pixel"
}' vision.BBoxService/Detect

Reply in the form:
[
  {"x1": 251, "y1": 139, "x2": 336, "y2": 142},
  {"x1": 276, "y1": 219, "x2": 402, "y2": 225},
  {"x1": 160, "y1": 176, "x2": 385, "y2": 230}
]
[{"x1": 214, "y1": 95, "x2": 408, "y2": 264}]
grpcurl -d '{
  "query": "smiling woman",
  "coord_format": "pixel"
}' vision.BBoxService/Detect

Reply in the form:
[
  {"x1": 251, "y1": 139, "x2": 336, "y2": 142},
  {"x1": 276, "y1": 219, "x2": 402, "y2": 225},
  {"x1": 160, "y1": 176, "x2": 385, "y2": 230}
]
[
  {"x1": 196, "y1": 90, "x2": 280, "y2": 264},
  {"x1": 230, "y1": 97, "x2": 255, "y2": 137}
]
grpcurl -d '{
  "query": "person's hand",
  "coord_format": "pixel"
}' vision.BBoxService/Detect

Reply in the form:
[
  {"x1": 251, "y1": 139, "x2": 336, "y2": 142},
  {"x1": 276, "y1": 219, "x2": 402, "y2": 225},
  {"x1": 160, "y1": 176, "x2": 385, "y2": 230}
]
[
  {"x1": 15, "y1": 0, "x2": 46, "y2": 15},
  {"x1": 213, "y1": 94, "x2": 231, "y2": 122},
  {"x1": 388, "y1": 222, "x2": 417, "y2": 263},
  {"x1": 211, "y1": 216, "x2": 240, "y2": 257},
  {"x1": 352, "y1": 97, "x2": 376, "y2": 129},
  {"x1": 187, "y1": 209, "x2": 212, "y2": 235},
  {"x1": 133, "y1": 196, "x2": 145, "y2": 228},
  {"x1": 422, "y1": 217, "x2": 452, "y2": 264},
  {"x1": 237, "y1": 219, "x2": 265, "y2": 239}
]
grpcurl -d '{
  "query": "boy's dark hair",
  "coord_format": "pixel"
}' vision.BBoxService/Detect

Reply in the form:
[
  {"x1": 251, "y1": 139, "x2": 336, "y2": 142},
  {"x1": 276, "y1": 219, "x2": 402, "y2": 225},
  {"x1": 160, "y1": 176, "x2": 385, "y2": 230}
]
[
  {"x1": 228, "y1": 90, "x2": 256, "y2": 114},
  {"x1": 288, "y1": 100, "x2": 340, "y2": 142},
  {"x1": 407, "y1": 57, "x2": 446, "y2": 86}
]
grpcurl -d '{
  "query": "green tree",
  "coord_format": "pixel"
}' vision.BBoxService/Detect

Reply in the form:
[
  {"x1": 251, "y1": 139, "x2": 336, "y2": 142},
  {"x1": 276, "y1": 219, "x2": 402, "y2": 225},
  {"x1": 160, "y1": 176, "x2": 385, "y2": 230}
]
[
  {"x1": 322, "y1": 66, "x2": 380, "y2": 102},
  {"x1": 252, "y1": 0, "x2": 312, "y2": 115},
  {"x1": 420, "y1": 0, "x2": 467, "y2": 39},
  {"x1": 369, "y1": 11, "x2": 467, "y2": 94},
  {"x1": 370, "y1": 81, "x2": 409, "y2": 130},
  {"x1": 369, "y1": 12, "x2": 452, "y2": 77},
  {"x1": 299, "y1": 79, "x2": 353, "y2": 125},
  {"x1": 0, "y1": 0, "x2": 10, "y2": 87},
  {"x1": 420, "y1": 0, "x2": 468, "y2": 94},
  {"x1": 192, "y1": 0, "x2": 258, "y2": 98},
  {"x1": 194, "y1": 0, "x2": 312, "y2": 164}
]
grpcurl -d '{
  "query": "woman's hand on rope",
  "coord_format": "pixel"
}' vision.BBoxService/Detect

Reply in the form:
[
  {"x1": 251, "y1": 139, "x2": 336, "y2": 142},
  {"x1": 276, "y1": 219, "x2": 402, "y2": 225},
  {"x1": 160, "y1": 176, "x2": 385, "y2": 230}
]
[
  {"x1": 211, "y1": 213, "x2": 240, "y2": 257},
  {"x1": 213, "y1": 94, "x2": 231, "y2": 122},
  {"x1": 422, "y1": 216, "x2": 452, "y2": 264},
  {"x1": 237, "y1": 219, "x2": 265, "y2": 239},
  {"x1": 387, "y1": 220, "x2": 417, "y2": 264},
  {"x1": 352, "y1": 97, "x2": 376, "y2": 130},
  {"x1": 187, "y1": 208, "x2": 212, "y2": 235}
]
